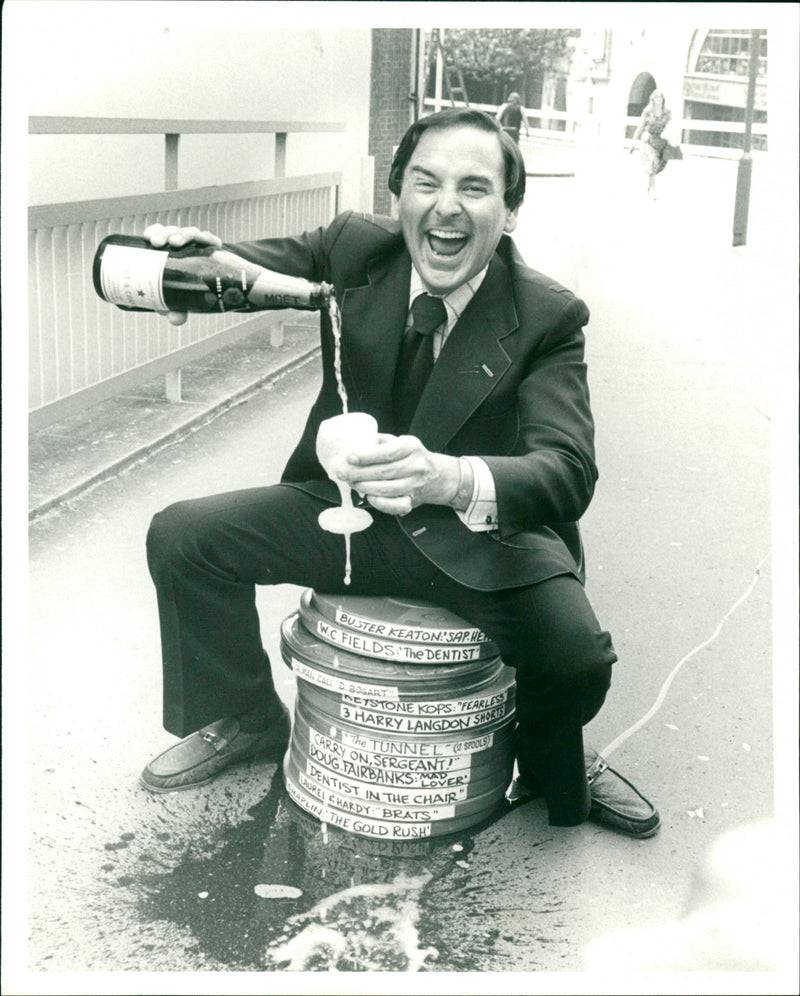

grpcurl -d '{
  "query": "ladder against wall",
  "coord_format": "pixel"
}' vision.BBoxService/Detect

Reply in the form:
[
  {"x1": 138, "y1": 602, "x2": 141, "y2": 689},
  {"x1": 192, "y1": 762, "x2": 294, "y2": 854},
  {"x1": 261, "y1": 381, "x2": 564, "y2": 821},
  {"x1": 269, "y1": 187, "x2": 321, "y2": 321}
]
[{"x1": 423, "y1": 29, "x2": 469, "y2": 110}]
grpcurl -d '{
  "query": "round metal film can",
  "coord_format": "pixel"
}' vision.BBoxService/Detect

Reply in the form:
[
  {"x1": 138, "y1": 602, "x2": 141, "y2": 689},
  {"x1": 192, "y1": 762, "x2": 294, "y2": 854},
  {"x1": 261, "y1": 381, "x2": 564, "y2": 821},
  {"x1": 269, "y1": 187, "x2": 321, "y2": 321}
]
[{"x1": 283, "y1": 590, "x2": 515, "y2": 840}]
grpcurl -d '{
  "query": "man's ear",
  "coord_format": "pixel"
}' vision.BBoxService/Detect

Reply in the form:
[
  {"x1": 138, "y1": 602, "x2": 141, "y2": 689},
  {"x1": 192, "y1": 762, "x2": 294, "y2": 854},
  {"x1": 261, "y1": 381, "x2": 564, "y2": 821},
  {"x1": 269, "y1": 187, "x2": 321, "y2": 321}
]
[{"x1": 504, "y1": 208, "x2": 519, "y2": 234}]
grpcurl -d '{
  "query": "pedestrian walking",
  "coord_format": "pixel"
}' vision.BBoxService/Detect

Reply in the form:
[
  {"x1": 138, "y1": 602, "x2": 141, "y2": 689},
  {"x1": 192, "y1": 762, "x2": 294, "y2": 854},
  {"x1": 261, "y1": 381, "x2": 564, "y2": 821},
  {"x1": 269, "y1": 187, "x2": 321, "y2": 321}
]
[
  {"x1": 629, "y1": 90, "x2": 682, "y2": 199},
  {"x1": 495, "y1": 92, "x2": 530, "y2": 145}
]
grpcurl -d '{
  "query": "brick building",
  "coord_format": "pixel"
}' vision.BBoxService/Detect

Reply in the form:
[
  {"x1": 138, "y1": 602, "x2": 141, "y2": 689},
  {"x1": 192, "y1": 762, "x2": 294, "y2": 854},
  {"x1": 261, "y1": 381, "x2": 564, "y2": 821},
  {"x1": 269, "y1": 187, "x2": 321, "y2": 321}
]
[{"x1": 368, "y1": 29, "x2": 417, "y2": 215}]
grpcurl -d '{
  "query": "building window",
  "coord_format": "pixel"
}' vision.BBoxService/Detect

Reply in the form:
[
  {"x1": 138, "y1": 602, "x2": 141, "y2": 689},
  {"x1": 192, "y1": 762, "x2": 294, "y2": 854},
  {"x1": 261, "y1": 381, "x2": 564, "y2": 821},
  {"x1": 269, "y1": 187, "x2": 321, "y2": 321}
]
[
  {"x1": 694, "y1": 28, "x2": 768, "y2": 78},
  {"x1": 683, "y1": 29, "x2": 767, "y2": 151}
]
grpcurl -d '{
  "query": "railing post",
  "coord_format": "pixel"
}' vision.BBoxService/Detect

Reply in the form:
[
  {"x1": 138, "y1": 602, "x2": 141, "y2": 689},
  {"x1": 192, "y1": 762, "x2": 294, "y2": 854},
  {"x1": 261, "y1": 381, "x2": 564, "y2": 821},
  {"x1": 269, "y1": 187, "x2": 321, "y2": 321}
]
[
  {"x1": 165, "y1": 133, "x2": 180, "y2": 191},
  {"x1": 165, "y1": 368, "x2": 182, "y2": 403},
  {"x1": 164, "y1": 133, "x2": 182, "y2": 400},
  {"x1": 275, "y1": 132, "x2": 287, "y2": 178}
]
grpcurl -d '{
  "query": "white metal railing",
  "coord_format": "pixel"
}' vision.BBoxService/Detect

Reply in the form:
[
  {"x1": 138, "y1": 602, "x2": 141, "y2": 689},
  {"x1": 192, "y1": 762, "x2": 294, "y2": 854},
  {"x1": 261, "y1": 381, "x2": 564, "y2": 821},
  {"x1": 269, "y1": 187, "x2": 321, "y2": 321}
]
[
  {"x1": 423, "y1": 97, "x2": 580, "y2": 136},
  {"x1": 423, "y1": 98, "x2": 769, "y2": 152},
  {"x1": 624, "y1": 115, "x2": 768, "y2": 160},
  {"x1": 28, "y1": 116, "x2": 347, "y2": 186},
  {"x1": 28, "y1": 118, "x2": 346, "y2": 428}
]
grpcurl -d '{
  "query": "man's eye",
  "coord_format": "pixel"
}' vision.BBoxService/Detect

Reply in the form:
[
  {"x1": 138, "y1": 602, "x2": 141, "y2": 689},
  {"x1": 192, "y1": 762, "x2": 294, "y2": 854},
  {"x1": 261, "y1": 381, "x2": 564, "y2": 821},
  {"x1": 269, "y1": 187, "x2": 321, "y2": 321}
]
[
  {"x1": 464, "y1": 185, "x2": 488, "y2": 196},
  {"x1": 415, "y1": 180, "x2": 436, "y2": 191}
]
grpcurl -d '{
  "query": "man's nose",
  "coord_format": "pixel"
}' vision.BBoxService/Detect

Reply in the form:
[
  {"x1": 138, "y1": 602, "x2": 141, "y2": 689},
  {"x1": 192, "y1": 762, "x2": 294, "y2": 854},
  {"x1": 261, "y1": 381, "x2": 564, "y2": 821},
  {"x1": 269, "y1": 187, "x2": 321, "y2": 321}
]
[{"x1": 434, "y1": 185, "x2": 463, "y2": 218}]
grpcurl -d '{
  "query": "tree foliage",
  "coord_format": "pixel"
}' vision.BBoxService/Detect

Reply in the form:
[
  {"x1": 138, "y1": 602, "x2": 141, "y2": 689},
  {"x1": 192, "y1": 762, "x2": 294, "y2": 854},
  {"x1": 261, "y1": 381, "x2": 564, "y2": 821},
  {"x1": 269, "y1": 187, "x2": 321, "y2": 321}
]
[{"x1": 444, "y1": 28, "x2": 579, "y2": 84}]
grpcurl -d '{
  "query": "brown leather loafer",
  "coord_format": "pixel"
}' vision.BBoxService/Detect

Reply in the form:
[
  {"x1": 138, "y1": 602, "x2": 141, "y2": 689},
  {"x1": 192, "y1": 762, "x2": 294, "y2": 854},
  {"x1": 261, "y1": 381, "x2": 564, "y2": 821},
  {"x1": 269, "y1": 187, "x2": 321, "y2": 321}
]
[
  {"x1": 585, "y1": 746, "x2": 661, "y2": 839},
  {"x1": 140, "y1": 708, "x2": 291, "y2": 794}
]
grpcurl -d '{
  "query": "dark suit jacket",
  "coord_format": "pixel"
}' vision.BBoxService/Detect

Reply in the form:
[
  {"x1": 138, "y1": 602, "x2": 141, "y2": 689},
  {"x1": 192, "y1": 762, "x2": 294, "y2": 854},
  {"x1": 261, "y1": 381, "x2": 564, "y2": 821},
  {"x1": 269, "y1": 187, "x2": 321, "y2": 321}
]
[{"x1": 230, "y1": 211, "x2": 596, "y2": 592}]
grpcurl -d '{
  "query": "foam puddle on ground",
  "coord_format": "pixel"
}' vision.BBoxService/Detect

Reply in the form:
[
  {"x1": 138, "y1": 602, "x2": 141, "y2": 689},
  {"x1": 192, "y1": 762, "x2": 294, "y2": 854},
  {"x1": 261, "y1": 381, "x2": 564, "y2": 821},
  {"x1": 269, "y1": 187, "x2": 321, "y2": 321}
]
[
  {"x1": 266, "y1": 872, "x2": 437, "y2": 971},
  {"x1": 133, "y1": 773, "x2": 509, "y2": 971}
]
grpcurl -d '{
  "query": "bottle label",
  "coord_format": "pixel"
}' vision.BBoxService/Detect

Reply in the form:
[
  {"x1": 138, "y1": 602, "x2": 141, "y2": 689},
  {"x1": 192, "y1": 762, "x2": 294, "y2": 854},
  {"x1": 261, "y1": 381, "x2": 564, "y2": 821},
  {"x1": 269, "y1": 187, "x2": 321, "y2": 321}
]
[
  {"x1": 99, "y1": 243, "x2": 168, "y2": 311},
  {"x1": 247, "y1": 269, "x2": 315, "y2": 309}
]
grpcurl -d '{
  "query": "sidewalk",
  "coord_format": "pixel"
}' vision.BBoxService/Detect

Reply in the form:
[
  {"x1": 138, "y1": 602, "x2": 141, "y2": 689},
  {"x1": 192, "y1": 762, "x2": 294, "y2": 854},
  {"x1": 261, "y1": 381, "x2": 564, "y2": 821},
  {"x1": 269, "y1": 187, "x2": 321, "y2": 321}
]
[{"x1": 28, "y1": 319, "x2": 321, "y2": 519}]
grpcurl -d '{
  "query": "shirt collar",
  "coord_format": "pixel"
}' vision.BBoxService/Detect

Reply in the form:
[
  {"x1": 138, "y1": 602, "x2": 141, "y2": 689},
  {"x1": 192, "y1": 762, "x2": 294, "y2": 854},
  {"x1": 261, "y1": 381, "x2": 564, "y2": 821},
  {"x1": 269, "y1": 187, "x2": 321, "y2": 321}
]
[{"x1": 409, "y1": 264, "x2": 490, "y2": 334}]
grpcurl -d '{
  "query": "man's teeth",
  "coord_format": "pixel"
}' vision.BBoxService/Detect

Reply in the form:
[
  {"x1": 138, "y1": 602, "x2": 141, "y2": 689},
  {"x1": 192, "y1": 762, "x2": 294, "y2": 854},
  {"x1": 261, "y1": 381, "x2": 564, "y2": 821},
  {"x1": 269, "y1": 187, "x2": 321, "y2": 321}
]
[{"x1": 427, "y1": 230, "x2": 467, "y2": 256}]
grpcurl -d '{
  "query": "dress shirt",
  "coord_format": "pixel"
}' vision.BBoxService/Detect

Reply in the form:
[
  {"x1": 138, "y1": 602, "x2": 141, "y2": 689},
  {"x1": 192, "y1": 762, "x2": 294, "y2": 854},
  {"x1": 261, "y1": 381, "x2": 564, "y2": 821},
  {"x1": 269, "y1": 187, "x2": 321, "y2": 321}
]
[{"x1": 408, "y1": 267, "x2": 499, "y2": 532}]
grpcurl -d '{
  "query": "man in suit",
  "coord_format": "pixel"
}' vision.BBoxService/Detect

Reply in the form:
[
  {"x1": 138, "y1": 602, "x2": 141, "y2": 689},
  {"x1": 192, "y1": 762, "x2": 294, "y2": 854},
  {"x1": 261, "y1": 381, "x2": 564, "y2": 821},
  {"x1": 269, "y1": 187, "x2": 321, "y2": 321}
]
[{"x1": 141, "y1": 109, "x2": 659, "y2": 837}]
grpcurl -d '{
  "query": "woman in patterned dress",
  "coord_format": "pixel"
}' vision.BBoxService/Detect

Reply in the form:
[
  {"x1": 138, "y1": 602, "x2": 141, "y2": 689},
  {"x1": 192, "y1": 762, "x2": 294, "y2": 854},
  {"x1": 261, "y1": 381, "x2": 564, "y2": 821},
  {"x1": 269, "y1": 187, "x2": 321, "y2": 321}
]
[{"x1": 630, "y1": 91, "x2": 672, "y2": 199}]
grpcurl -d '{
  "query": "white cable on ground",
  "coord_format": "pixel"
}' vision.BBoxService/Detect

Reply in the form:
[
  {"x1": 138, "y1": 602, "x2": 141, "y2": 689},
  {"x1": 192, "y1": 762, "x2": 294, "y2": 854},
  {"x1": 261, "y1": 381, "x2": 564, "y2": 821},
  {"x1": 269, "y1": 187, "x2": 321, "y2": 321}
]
[{"x1": 600, "y1": 551, "x2": 771, "y2": 760}]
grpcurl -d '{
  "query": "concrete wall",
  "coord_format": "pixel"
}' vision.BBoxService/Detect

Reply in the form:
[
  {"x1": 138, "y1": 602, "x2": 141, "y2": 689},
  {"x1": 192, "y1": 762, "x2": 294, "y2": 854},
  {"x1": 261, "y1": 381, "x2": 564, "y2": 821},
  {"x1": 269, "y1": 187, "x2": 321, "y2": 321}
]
[{"x1": 20, "y1": 7, "x2": 372, "y2": 212}]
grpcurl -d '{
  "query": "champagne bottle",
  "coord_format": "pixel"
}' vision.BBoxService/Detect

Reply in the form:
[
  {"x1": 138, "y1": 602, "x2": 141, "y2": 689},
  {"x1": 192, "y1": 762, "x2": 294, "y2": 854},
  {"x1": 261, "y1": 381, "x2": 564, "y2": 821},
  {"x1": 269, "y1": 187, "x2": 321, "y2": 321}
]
[{"x1": 93, "y1": 234, "x2": 333, "y2": 314}]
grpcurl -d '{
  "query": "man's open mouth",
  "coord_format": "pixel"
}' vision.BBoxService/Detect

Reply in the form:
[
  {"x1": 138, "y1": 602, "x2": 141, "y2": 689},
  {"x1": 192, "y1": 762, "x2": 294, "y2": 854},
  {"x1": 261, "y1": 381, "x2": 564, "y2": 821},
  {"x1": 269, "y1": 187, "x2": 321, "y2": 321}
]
[{"x1": 426, "y1": 229, "x2": 468, "y2": 257}]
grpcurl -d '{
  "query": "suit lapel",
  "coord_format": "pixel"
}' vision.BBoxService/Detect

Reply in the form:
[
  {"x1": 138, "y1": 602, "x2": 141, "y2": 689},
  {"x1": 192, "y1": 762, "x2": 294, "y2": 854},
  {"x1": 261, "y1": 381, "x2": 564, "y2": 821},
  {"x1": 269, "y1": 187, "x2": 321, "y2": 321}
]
[
  {"x1": 336, "y1": 246, "x2": 519, "y2": 450},
  {"x1": 410, "y1": 252, "x2": 518, "y2": 452},
  {"x1": 339, "y1": 248, "x2": 410, "y2": 426}
]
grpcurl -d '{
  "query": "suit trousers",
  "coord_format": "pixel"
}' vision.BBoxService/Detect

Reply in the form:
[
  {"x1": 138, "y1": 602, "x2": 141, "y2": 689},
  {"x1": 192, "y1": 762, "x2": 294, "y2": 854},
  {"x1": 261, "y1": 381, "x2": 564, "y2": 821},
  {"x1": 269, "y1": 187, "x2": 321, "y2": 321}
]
[{"x1": 146, "y1": 484, "x2": 617, "y2": 826}]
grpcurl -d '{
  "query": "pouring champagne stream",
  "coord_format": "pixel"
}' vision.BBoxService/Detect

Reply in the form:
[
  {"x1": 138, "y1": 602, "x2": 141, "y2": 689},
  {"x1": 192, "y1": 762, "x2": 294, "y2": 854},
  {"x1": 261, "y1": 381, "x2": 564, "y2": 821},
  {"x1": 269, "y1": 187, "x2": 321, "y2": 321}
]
[{"x1": 315, "y1": 300, "x2": 376, "y2": 586}]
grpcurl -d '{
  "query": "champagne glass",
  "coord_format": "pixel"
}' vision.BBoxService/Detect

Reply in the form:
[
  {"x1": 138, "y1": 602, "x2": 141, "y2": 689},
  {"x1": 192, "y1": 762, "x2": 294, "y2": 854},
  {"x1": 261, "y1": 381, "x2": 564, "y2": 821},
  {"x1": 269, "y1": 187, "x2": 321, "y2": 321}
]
[{"x1": 316, "y1": 413, "x2": 377, "y2": 535}]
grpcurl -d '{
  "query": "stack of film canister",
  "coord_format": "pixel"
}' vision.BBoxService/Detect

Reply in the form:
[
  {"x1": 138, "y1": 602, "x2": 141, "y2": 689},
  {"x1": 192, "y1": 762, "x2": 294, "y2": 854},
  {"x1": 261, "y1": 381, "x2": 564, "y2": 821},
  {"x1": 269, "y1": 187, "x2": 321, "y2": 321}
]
[{"x1": 281, "y1": 589, "x2": 516, "y2": 841}]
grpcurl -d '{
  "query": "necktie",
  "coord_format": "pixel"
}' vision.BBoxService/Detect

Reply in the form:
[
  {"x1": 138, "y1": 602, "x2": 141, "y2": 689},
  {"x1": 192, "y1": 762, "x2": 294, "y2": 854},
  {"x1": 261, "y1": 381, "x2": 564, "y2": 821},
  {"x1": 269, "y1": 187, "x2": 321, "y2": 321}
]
[{"x1": 392, "y1": 293, "x2": 447, "y2": 433}]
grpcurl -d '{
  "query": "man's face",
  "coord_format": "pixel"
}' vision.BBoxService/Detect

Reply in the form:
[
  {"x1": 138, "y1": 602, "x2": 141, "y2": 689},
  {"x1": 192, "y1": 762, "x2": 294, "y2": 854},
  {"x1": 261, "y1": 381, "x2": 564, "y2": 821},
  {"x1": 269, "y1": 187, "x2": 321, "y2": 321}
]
[{"x1": 397, "y1": 125, "x2": 518, "y2": 296}]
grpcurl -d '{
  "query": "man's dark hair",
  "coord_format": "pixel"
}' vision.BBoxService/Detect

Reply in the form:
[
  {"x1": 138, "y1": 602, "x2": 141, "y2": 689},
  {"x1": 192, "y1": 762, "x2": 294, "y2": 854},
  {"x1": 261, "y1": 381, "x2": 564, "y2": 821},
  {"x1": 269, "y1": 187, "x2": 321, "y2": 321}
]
[{"x1": 388, "y1": 108, "x2": 526, "y2": 212}]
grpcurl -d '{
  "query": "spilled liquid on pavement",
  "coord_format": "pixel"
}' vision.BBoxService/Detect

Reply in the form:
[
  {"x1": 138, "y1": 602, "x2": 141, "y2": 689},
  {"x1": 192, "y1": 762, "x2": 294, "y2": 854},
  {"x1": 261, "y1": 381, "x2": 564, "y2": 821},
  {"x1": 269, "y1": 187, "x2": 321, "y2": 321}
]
[{"x1": 132, "y1": 769, "x2": 514, "y2": 971}]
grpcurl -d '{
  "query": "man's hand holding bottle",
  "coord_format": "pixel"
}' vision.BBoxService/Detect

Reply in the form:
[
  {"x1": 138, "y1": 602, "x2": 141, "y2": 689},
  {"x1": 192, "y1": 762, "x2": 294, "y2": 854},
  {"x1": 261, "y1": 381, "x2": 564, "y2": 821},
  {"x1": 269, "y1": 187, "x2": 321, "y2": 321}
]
[{"x1": 142, "y1": 224, "x2": 222, "y2": 325}]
